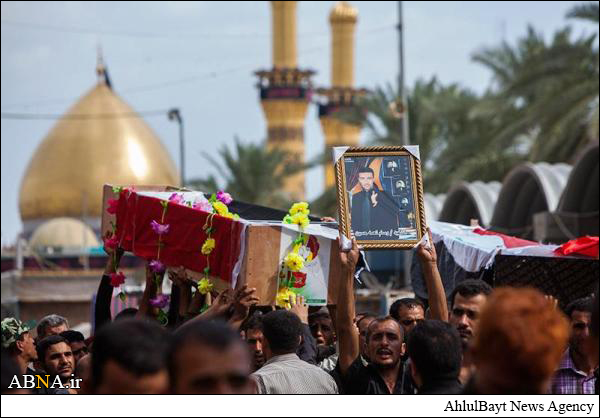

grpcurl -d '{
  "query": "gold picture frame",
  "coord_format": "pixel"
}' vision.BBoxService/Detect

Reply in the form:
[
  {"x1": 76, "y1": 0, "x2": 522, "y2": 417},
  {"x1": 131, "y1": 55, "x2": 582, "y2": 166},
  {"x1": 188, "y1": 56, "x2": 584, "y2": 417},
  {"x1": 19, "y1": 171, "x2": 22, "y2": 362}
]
[{"x1": 334, "y1": 146, "x2": 426, "y2": 250}]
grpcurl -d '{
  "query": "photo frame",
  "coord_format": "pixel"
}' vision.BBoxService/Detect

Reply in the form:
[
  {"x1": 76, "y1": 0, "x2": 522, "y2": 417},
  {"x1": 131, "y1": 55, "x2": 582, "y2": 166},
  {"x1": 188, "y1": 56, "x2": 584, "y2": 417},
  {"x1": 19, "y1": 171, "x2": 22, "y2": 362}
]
[{"x1": 334, "y1": 146, "x2": 426, "y2": 250}]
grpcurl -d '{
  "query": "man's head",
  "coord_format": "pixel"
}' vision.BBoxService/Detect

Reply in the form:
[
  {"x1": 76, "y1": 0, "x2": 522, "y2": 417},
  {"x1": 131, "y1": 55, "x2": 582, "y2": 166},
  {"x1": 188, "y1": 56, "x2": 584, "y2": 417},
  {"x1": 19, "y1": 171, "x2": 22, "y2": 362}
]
[
  {"x1": 365, "y1": 317, "x2": 405, "y2": 369},
  {"x1": 563, "y1": 297, "x2": 594, "y2": 358},
  {"x1": 1, "y1": 350, "x2": 28, "y2": 394},
  {"x1": 357, "y1": 167, "x2": 375, "y2": 192},
  {"x1": 308, "y1": 309, "x2": 336, "y2": 347},
  {"x1": 114, "y1": 308, "x2": 138, "y2": 321},
  {"x1": 36, "y1": 314, "x2": 69, "y2": 340},
  {"x1": 389, "y1": 298, "x2": 425, "y2": 335},
  {"x1": 75, "y1": 354, "x2": 92, "y2": 394},
  {"x1": 261, "y1": 310, "x2": 302, "y2": 359},
  {"x1": 407, "y1": 320, "x2": 462, "y2": 389},
  {"x1": 36, "y1": 335, "x2": 75, "y2": 383},
  {"x1": 91, "y1": 318, "x2": 170, "y2": 394},
  {"x1": 356, "y1": 314, "x2": 376, "y2": 359},
  {"x1": 590, "y1": 289, "x2": 599, "y2": 365},
  {"x1": 241, "y1": 313, "x2": 265, "y2": 371},
  {"x1": 60, "y1": 330, "x2": 88, "y2": 364},
  {"x1": 449, "y1": 280, "x2": 492, "y2": 349},
  {"x1": 169, "y1": 320, "x2": 253, "y2": 394},
  {"x1": 1, "y1": 318, "x2": 37, "y2": 363},
  {"x1": 471, "y1": 287, "x2": 569, "y2": 394}
]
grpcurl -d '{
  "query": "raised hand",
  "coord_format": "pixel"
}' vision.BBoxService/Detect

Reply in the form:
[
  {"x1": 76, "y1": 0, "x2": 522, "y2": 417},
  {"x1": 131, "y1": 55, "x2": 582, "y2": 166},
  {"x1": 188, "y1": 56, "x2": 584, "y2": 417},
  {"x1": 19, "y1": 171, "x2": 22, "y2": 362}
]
[
  {"x1": 288, "y1": 294, "x2": 309, "y2": 324},
  {"x1": 320, "y1": 217, "x2": 337, "y2": 223},
  {"x1": 338, "y1": 237, "x2": 360, "y2": 273},
  {"x1": 370, "y1": 191, "x2": 378, "y2": 207},
  {"x1": 230, "y1": 285, "x2": 260, "y2": 324},
  {"x1": 417, "y1": 228, "x2": 437, "y2": 265}
]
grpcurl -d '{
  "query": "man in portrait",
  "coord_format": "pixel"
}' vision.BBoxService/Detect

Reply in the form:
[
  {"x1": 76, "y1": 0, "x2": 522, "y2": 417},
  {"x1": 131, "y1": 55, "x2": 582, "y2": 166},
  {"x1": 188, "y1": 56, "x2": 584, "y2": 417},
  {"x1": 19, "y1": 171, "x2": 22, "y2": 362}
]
[{"x1": 350, "y1": 167, "x2": 401, "y2": 236}]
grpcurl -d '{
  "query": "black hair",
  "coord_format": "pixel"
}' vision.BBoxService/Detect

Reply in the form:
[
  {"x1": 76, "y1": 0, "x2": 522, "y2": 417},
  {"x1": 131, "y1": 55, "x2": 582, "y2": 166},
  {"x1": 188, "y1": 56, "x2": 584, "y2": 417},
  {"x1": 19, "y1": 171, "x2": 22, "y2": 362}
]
[
  {"x1": 358, "y1": 167, "x2": 375, "y2": 176},
  {"x1": 450, "y1": 279, "x2": 492, "y2": 308},
  {"x1": 261, "y1": 310, "x2": 302, "y2": 355},
  {"x1": 1, "y1": 350, "x2": 22, "y2": 393},
  {"x1": 389, "y1": 298, "x2": 425, "y2": 321},
  {"x1": 308, "y1": 309, "x2": 331, "y2": 324},
  {"x1": 91, "y1": 318, "x2": 170, "y2": 390},
  {"x1": 168, "y1": 320, "x2": 244, "y2": 386},
  {"x1": 591, "y1": 288, "x2": 598, "y2": 338},
  {"x1": 564, "y1": 296, "x2": 594, "y2": 319},
  {"x1": 366, "y1": 316, "x2": 403, "y2": 342},
  {"x1": 407, "y1": 320, "x2": 462, "y2": 384},
  {"x1": 356, "y1": 313, "x2": 377, "y2": 330},
  {"x1": 36, "y1": 335, "x2": 69, "y2": 363},
  {"x1": 114, "y1": 308, "x2": 139, "y2": 321},
  {"x1": 241, "y1": 312, "x2": 263, "y2": 333},
  {"x1": 60, "y1": 330, "x2": 85, "y2": 344}
]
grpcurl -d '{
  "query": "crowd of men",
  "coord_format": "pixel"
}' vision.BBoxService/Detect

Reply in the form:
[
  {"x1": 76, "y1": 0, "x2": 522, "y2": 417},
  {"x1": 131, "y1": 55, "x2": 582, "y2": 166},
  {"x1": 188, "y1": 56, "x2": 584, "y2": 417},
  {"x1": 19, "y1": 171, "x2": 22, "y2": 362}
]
[{"x1": 1, "y1": 230, "x2": 598, "y2": 395}]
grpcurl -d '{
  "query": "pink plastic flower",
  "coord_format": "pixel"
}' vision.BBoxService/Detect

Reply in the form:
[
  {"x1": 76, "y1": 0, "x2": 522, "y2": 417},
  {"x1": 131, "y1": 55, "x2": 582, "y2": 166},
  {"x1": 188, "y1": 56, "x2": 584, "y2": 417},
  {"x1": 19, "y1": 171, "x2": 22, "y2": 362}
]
[
  {"x1": 149, "y1": 260, "x2": 165, "y2": 274},
  {"x1": 216, "y1": 190, "x2": 233, "y2": 205},
  {"x1": 169, "y1": 193, "x2": 185, "y2": 205},
  {"x1": 104, "y1": 236, "x2": 119, "y2": 250},
  {"x1": 193, "y1": 198, "x2": 213, "y2": 213},
  {"x1": 107, "y1": 198, "x2": 119, "y2": 215},
  {"x1": 151, "y1": 220, "x2": 170, "y2": 235},
  {"x1": 110, "y1": 272, "x2": 126, "y2": 287},
  {"x1": 149, "y1": 294, "x2": 170, "y2": 309}
]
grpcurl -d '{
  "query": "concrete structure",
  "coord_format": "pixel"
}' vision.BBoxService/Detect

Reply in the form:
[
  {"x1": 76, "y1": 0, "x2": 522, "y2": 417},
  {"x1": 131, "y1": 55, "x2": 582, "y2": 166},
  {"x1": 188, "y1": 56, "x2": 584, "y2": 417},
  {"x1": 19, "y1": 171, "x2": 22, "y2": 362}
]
[
  {"x1": 490, "y1": 162, "x2": 572, "y2": 240},
  {"x1": 255, "y1": 1, "x2": 314, "y2": 200},
  {"x1": 19, "y1": 54, "x2": 179, "y2": 239},
  {"x1": 424, "y1": 193, "x2": 446, "y2": 223},
  {"x1": 439, "y1": 181, "x2": 501, "y2": 228},
  {"x1": 318, "y1": 2, "x2": 367, "y2": 187},
  {"x1": 534, "y1": 143, "x2": 599, "y2": 243}
]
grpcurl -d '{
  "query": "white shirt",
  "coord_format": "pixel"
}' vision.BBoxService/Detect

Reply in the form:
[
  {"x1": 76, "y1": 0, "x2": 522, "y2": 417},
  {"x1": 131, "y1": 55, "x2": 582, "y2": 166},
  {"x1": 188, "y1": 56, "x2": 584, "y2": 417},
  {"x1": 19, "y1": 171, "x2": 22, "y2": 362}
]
[{"x1": 252, "y1": 353, "x2": 339, "y2": 394}]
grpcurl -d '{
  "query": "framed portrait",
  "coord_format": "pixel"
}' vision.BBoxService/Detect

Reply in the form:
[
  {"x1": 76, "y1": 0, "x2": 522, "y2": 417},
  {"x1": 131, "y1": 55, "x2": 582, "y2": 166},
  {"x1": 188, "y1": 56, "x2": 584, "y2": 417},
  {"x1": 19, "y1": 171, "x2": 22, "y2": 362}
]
[{"x1": 334, "y1": 146, "x2": 426, "y2": 250}]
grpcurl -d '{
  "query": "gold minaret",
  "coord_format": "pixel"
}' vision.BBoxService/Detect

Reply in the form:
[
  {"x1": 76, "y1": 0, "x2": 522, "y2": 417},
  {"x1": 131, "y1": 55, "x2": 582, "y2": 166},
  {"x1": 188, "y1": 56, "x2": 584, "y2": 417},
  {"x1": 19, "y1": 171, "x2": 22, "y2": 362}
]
[
  {"x1": 256, "y1": 1, "x2": 314, "y2": 200},
  {"x1": 318, "y1": 2, "x2": 367, "y2": 187}
]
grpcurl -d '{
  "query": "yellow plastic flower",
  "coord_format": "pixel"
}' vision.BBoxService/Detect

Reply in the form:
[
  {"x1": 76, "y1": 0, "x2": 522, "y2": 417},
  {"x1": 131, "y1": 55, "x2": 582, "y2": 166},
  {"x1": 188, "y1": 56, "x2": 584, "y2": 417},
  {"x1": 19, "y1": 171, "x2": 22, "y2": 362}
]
[
  {"x1": 290, "y1": 213, "x2": 310, "y2": 228},
  {"x1": 284, "y1": 252, "x2": 305, "y2": 272},
  {"x1": 197, "y1": 278, "x2": 214, "y2": 295},
  {"x1": 212, "y1": 201, "x2": 229, "y2": 216},
  {"x1": 289, "y1": 202, "x2": 310, "y2": 216},
  {"x1": 276, "y1": 287, "x2": 296, "y2": 309},
  {"x1": 201, "y1": 238, "x2": 216, "y2": 255}
]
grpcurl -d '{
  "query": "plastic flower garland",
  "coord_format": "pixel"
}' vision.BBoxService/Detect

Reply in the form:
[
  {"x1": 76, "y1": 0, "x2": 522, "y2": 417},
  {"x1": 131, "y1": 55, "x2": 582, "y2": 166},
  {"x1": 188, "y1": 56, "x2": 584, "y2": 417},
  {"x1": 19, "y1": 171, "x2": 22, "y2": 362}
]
[
  {"x1": 104, "y1": 186, "x2": 129, "y2": 302},
  {"x1": 197, "y1": 191, "x2": 239, "y2": 311},
  {"x1": 277, "y1": 202, "x2": 311, "y2": 308}
]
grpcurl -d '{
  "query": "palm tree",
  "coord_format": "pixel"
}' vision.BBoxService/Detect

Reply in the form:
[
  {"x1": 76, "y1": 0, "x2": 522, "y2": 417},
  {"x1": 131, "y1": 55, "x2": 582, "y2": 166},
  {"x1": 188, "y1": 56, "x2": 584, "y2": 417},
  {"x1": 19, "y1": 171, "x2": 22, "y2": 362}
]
[
  {"x1": 186, "y1": 137, "x2": 312, "y2": 209},
  {"x1": 472, "y1": 3, "x2": 599, "y2": 162},
  {"x1": 335, "y1": 78, "x2": 525, "y2": 193}
]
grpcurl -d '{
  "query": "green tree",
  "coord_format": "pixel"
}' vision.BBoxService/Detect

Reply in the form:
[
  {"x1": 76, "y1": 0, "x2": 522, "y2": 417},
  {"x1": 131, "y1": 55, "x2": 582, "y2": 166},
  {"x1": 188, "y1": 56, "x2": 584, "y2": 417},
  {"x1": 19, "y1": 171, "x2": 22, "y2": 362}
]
[
  {"x1": 335, "y1": 78, "x2": 526, "y2": 194},
  {"x1": 186, "y1": 137, "x2": 311, "y2": 209},
  {"x1": 472, "y1": 3, "x2": 599, "y2": 162}
]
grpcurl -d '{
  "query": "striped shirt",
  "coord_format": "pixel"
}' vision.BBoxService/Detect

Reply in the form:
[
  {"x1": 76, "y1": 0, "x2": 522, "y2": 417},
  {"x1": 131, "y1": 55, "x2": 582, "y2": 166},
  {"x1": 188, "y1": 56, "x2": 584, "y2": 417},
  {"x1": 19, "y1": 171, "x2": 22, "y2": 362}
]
[
  {"x1": 551, "y1": 349, "x2": 596, "y2": 395},
  {"x1": 252, "y1": 353, "x2": 339, "y2": 394}
]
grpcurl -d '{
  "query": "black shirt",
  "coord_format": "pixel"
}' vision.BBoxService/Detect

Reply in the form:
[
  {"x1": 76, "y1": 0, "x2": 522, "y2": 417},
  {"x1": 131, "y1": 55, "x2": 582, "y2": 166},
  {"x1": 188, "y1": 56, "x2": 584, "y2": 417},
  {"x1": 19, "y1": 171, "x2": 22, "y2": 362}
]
[
  {"x1": 418, "y1": 376, "x2": 463, "y2": 394},
  {"x1": 336, "y1": 356, "x2": 407, "y2": 395}
]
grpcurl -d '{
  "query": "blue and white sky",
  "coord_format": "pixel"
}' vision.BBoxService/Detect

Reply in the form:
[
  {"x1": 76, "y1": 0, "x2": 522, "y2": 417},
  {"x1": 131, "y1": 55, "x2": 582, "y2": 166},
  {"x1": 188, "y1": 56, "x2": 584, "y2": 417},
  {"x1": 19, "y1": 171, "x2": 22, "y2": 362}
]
[{"x1": 1, "y1": 1, "x2": 595, "y2": 244}]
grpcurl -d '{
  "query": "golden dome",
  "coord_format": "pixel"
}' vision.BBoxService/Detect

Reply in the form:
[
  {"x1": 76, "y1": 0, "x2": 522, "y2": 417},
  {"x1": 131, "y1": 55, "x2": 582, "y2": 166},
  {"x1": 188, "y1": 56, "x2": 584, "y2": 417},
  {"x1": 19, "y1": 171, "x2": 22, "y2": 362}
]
[
  {"x1": 19, "y1": 77, "x2": 179, "y2": 222},
  {"x1": 29, "y1": 217, "x2": 100, "y2": 249},
  {"x1": 330, "y1": 1, "x2": 358, "y2": 23}
]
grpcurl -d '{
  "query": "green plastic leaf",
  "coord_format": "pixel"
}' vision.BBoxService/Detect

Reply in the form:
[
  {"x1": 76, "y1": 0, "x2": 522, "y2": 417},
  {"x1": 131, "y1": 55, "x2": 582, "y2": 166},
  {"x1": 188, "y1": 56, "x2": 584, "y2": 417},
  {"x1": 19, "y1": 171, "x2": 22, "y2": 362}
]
[
  {"x1": 112, "y1": 186, "x2": 123, "y2": 195},
  {"x1": 209, "y1": 194, "x2": 217, "y2": 203},
  {"x1": 199, "y1": 304, "x2": 209, "y2": 314},
  {"x1": 118, "y1": 292, "x2": 126, "y2": 302},
  {"x1": 203, "y1": 267, "x2": 210, "y2": 275}
]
